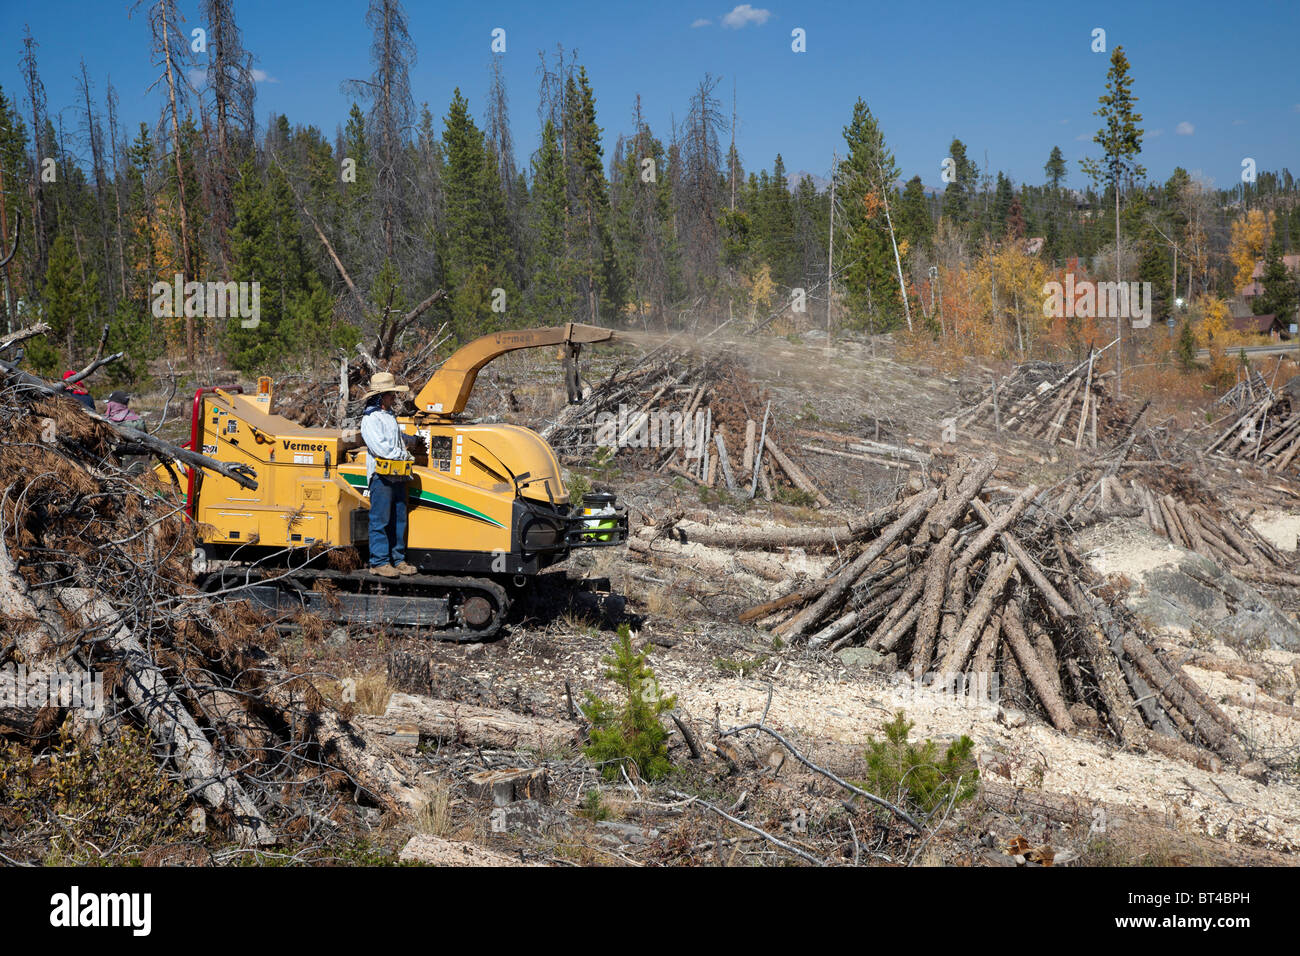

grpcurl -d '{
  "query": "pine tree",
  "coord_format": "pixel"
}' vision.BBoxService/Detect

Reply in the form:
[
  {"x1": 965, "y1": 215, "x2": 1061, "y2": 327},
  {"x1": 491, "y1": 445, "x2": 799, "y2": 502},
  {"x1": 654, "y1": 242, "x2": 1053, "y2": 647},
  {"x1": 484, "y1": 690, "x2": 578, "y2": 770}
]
[
  {"x1": 1079, "y1": 46, "x2": 1144, "y2": 273},
  {"x1": 1257, "y1": 237, "x2": 1298, "y2": 323},
  {"x1": 563, "y1": 67, "x2": 620, "y2": 324},
  {"x1": 942, "y1": 137, "x2": 977, "y2": 229},
  {"x1": 1044, "y1": 146, "x2": 1066, "y2": 191},
  {"x1": 756, "y1": 154, "x2": 797, "y2": 287},
  {"x1": 226, "y1": 160, "x2": 349, "y2": 369},
  {"x1": 526, "y1": 119, "x2": 576, "y2": 321},
  {"x1": 1080, "y1": 44, "x2": 1144, "y2": 393},
  {"x1": 839, "y1": 98, "x2": 901, "y2": 329},
  {"x1": 897, "y1": 175, "x2": 933, "y2": 255},
  {"x1": 32, "y1": 234, "x2": 98, "y2": 373},
  {"x1": 992, "y1": 172, "x2": 1014, "y2": 233},
  {"x1": 439, "y1": 88, "x2": 516, "y2": 339},
  {"x1": 581, "y1": 623, "x2": 676, "y2": 782},
  {"x1": 611, "y1": 111, "x2": 681, "y2": 325},
  {"x1": 1176, "y1": 318, "x2": 1198, "y2": 371}
]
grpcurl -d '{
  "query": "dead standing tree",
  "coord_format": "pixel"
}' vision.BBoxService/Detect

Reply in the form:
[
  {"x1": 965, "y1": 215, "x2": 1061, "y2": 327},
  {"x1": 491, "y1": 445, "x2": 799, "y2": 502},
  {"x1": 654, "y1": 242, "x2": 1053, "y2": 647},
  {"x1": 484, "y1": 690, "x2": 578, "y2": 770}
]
[
  {"x1": 677, "y1": 74, "x2": 726, "y2": 308},
  {"x1": 197, "y1": 0, "x2": 257, "y2": 272},
  {"x1": 135, "y1": 0, "x2": 197, "y2": 364},
  {"x1": 343, "y1": 0, "x2": 417, "y2": 265}
]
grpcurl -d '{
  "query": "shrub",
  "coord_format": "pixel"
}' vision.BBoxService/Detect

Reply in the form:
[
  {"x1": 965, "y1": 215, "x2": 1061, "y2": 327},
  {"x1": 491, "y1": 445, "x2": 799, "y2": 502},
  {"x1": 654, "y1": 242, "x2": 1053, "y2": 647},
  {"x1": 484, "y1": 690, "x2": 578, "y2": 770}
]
[
  {"x1": 581, "y1": 624, "x2": 677, "y2": 782},
  {"x1": 862, "y1": 711, "x2": 979, "y2": 817},
  {"x1": 1, "y1": 726, "x2": 191, "y2": 863}
]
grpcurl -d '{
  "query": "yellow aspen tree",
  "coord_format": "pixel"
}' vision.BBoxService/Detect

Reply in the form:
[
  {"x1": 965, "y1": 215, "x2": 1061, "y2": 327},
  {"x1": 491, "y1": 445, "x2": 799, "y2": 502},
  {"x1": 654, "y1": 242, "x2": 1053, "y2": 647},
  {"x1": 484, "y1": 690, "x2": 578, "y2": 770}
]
[{"x1": 1228, "y1": 209, "x2": 1273, "y2": 292}]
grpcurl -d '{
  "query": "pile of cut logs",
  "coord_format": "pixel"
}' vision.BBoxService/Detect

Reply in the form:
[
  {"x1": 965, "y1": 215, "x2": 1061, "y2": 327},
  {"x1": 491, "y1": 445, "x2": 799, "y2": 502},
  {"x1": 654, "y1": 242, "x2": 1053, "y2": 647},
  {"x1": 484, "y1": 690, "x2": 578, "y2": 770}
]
[
  {"x1": 1206, "y1": 385, "x2": 1300, "y2": 476},
  {"x1": 1047, "y1": 464, "x2": 1297, "y2": 586},
  {"x1": 734, "y1": 454, "x2": 1252, "y2": 770},
  {"x1": 544, "y1": 352, "x2": 829, "y2": 505},
  {"x1": 952, "y1": 349, "x2": 1124, "y2": 449}
]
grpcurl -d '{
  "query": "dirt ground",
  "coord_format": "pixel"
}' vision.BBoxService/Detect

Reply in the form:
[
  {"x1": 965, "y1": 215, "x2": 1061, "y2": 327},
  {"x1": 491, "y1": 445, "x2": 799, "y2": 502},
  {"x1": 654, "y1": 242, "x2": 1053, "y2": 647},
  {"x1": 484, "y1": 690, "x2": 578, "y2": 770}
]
[{"x1": 212, "y1": 331, "x2": 1296, "y2": 868}]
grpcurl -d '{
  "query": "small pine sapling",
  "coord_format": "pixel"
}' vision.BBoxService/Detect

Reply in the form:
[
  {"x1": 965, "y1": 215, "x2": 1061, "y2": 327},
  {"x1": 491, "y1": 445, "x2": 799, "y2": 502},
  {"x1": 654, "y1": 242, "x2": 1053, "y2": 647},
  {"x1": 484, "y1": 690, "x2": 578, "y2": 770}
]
[
  {"x1": 581, "y1": 623, "x2": 677, "y2": 781},
  {"x1": 862, "y1": 711, "x2": 979, "y2": 817}
]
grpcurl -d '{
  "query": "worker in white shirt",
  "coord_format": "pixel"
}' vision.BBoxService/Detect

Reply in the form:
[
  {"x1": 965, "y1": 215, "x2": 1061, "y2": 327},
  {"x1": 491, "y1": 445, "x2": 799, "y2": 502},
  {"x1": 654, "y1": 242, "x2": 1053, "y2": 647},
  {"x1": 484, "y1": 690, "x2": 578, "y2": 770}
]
[{"x1": 359, "y1": 372, "x2": 420, "y2": 578}]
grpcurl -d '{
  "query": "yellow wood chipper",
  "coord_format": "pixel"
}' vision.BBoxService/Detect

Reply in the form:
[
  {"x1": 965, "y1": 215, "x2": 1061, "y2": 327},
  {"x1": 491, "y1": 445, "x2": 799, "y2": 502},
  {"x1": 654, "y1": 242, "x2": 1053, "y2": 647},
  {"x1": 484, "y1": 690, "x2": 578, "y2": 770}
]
[{"x1": 161, "y1": 323, "x2": 627, "y2": 639}]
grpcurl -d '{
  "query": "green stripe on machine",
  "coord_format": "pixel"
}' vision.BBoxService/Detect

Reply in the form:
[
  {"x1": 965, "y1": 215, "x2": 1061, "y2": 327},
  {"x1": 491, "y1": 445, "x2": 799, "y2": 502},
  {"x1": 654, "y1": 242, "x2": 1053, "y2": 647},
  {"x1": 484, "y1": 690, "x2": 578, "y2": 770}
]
[{"x1": 342, "y1": 472, "x2": 504, "y2": 528}]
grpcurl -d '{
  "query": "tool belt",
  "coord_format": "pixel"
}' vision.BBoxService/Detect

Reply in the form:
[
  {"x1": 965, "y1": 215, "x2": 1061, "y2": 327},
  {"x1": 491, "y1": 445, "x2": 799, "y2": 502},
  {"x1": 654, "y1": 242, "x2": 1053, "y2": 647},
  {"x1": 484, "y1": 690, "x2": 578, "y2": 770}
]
[{"x1": 373, "y1": 456, "x2": 413, "y2": 479}]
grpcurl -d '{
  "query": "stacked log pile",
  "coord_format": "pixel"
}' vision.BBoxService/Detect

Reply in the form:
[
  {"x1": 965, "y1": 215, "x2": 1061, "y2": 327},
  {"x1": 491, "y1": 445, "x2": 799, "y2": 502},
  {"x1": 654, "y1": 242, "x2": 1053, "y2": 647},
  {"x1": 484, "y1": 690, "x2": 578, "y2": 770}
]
[
  {"x1": 543, "y1": 351, "x2": 828, "y2": 505},
  {"x1": 735, "y1": 454, "x2": 1253, "y2": 769},
  {"x1": 1213, "y1": 367, "x2": 1271, "y2": 414},
  {"x1": 952, "y1": 351, "x2": 1125, "y2": 450},
  {"x1": 1205, "y1": 385, "x2": 1300, "y2": 476},
  {"x1": 1045, "y1": 464, "x2": 1295, "y2": 584},
  {"x1": 0, "y1": 350, "x2": 432, "y2": 854}
]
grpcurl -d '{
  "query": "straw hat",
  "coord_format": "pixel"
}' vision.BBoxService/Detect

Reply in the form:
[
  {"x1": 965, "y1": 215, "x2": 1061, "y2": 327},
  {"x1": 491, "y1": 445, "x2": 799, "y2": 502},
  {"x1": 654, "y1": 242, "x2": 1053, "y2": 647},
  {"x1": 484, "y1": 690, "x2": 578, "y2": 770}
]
[{"x1": 362, "y1": 371, "x2": 410, "y2": 400}]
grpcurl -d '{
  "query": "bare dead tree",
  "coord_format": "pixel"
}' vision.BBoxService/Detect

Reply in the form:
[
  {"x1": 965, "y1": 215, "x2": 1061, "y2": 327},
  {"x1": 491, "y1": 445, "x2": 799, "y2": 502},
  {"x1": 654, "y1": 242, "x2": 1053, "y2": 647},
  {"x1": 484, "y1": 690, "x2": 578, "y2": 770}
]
[
  {"x1": 198, "y1": 0, "x2": 256, "y2": 273},
  {"x1": 135, "y1": 0, "x2": 196, "y2": 363},
  {"x1": 104, "y1": 79, "x2": 129, "y2": 301},
  {"x1": 343, "y1": 0, "x2": 417, "y2": 263},
  {"x1": 678, "y1": 74, "x2": 726, "y2": 300},
  {"x1": 76, "y1": 60, "x2": 114, "y2": 313},
  {"x1": 19, "y1": 27, "x2": 48, "y2": 284}
]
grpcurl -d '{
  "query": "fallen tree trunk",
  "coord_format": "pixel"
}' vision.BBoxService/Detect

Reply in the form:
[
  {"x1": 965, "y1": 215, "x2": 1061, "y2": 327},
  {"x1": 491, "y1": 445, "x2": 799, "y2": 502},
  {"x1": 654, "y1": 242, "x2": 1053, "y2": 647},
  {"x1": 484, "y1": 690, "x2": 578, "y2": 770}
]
[
  {"x1": 57, "y1": 589, "x2": 275, "y2": 846},
  {"x1": 652, "y1": 498, "x2": 909, "y2": 551},
  {"x1": 373, "y1": 692, "x2": 581, "y2": 752},
  {"x1": 763, "y1": 435, "x2": 830, "y2": 508},
  {"x1": 778, "y1": 488, "x2": 939, "y2": 640},
  {"x1": 1001, "y1": 599, "x2": 1074, "y2": 732}
]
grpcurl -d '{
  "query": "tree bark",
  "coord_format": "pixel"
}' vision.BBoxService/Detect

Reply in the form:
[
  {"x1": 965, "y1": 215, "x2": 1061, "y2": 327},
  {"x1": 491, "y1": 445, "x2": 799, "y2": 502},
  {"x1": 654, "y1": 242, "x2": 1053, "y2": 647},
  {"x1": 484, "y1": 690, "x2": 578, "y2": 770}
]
[
  {"x1": 57, "y1": 589, "x2": 274, "y2": 846},
  {"x1": 779, "y1": 488, "x2": 939, "y2": 640},
  {"x1": 1002, "y1": 599, "x2": 1075, "y2": 732}
]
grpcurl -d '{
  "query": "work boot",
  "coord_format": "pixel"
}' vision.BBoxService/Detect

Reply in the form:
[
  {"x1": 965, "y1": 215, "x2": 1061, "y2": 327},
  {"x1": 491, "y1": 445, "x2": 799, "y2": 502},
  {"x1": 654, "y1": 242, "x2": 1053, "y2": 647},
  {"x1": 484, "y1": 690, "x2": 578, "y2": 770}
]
[
  {"x1": 370, "y1": 564, "x2": 400, "y2": 579},
  {"x1": 393, "y1": 562, "x2": 417, "y2": 576}
]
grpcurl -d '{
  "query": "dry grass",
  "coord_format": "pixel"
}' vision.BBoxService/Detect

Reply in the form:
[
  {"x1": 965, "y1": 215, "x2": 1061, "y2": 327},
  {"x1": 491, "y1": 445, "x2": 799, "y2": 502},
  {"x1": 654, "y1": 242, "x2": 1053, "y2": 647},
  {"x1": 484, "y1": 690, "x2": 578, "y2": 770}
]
[
  {"x1": 414, "y1": 779, "x2": 454, "y2": 837},
  {"x1": 354, "y1": 669, "x2": 393, "y2": 715}
]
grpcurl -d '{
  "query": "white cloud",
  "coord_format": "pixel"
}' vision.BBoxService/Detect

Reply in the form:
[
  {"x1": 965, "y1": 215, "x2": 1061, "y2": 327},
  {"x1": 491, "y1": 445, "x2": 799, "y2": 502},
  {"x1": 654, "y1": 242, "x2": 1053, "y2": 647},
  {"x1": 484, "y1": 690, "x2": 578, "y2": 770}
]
[
  {"x1": 1149, "y1": 128, "x2": 1164, "y2": 138},
  {"x1": 721, "y1": 4, "x2": 771, "y2": 29},
  {"x1": 691, "y1": 17, "x2": 712, "y2": 27},
  {"x1": 1074, "y1": 132, "x2": 1091, "y2": 141},
  {"x1": 1232, "y1": 119, "x2": 1247, "y2": 126},
  {"x1": 189, "y1": 65, "x2": 276, "y2": 85},
  {"x1": 1293, "y1": 103, "x2": 1300, "y2": 113},
  {"x1": 1176, "y1": 121, "x2": 1194, "y2": 135},
  {"x1": 1059, "y1": 118, "x2": 1070, "y2": 125}
]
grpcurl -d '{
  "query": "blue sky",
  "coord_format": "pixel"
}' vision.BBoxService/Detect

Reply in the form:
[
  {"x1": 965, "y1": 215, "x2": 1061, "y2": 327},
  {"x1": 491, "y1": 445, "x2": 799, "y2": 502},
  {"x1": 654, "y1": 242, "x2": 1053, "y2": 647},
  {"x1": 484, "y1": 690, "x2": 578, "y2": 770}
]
[{"x1": 3, "y1": 0, "x2": 1297, "y2": 191}]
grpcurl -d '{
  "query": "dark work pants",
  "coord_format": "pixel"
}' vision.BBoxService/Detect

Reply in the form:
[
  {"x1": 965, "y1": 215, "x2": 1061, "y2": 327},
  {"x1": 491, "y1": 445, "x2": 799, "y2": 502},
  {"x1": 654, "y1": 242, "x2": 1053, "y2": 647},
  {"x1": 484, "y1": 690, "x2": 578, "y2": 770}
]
[{"x1": 368, "y1": 475, "x2": 408, "y2": 567}]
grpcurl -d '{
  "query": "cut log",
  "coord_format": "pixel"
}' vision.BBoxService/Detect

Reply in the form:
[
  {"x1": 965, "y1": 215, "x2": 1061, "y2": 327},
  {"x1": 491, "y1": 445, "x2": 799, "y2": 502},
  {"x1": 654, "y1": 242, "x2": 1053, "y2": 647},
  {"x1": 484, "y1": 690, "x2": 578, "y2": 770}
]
[
  {"x1": 970, "y1": 499, "x2": 1075, "y2": 620},
  {"x1": 952, "y1": 484, "x2": 1038, "y2": 573},
  {"x1": 911, "y1": 529, "x2": 957, "y2": 677},
  {"x1": 56, "y1": 589, "x2": 275, "y2": 846},
  {"x1": 924, "y1": 454, "x2": 999, "y2": 541},
  {"x1": 763, "y1": 435, "x2": 830, "y2": 508},
  {"x1": 1002, "y1": 600, "x2": 1075, "y2": 732},
  {"x1": 377, "y1": 692, "x2": 580, "y2": 752},
  {"x1": 714, "y1": 432, "x2": 736, "y2": 491},
  {"x1": 661, "y1": 498, "x2": 909, "y2": 551},
  {"x1": 937, "y1": 552, "x2": 1016, "y2": 674},
  {"x1": 779, "y1": 488, "x2": 939, "y2": 640}
]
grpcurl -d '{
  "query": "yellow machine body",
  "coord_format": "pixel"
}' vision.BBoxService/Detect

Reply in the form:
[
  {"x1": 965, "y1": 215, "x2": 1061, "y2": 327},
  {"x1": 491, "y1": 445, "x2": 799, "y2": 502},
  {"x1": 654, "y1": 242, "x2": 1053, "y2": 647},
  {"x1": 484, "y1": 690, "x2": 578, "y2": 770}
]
[{"x1": 164, "y1": 324, "x2": 624, "y2": 580}]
